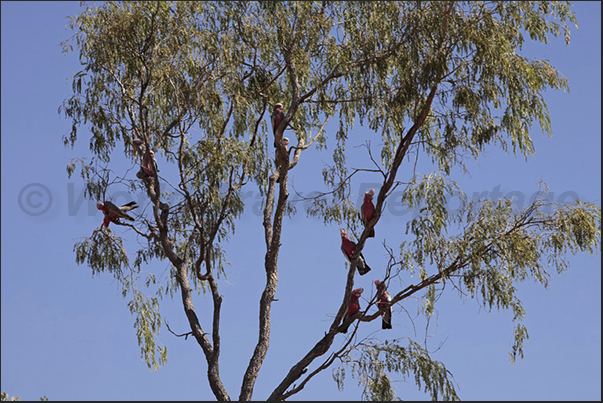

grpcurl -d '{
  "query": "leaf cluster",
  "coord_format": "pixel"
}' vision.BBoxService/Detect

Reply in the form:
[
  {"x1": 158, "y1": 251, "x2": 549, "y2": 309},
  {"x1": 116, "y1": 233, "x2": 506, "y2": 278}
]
[{"x1": 58, "y1": 1, "x2": 598, "y2": 401}]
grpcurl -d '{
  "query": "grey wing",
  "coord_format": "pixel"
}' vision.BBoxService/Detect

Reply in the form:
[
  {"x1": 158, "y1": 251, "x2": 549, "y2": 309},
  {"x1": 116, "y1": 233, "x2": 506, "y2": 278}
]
[
  {"x1": 106, "y1": 201, "x2": 134, "y2": 220},
  {"x1": 104, "y1": 201, "x2": 119, "y2": 214},
  {"x1": 120, "y1": 201, "x2": 138, "y2": 212}
]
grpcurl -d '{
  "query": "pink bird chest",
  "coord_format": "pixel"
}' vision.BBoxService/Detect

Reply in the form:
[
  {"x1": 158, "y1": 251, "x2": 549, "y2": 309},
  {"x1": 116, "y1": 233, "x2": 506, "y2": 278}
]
[
  {"x1": 341, "y1": 238, "x2": 356, "y2": 256},
  {"x1": 348, "y1": 299, "x2": 360, "y2": 316},
  {"x1": 362, "y1": 197, "x2": 374, "y2": 219}
]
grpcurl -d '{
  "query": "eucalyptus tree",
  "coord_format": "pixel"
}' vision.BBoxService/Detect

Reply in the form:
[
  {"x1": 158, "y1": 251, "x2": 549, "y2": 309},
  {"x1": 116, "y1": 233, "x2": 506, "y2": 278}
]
[{"x1": 61, "y1": 1, "x2": 600, "y2": 400}]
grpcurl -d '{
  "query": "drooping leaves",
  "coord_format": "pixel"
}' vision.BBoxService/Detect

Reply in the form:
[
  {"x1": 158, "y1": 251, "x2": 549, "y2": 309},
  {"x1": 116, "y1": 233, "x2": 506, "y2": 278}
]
[{"x1": 61, "y1": 1, "x2": 598, "y2": 400}]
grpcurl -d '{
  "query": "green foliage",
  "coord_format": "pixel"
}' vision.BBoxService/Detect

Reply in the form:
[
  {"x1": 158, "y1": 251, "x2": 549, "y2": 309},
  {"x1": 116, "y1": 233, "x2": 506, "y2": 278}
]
[
  {"x1": 335, "y1": 339, "x2": 459, "y2": 401},
  {"x1": 0, "y1": 393, "x2": 46, "y2": 402},
  {"x1": 59, "y1": 1, "x2": 598, "y2": 400},
  {"x1": 74, "y1": 226, "x2": 168, "y2": 371},
  {"x1": 0, "y1": 393, "x2": 19, "y2": 402},
  {"x1": 403, "y1": 185, "x2": 601, "y2": 362},
  {"x1": 74, "y1": 227, "x2": 129, "y2": 278},
  {"x1": 129, "y1": 290, "x2": 167, "y2": 371}
]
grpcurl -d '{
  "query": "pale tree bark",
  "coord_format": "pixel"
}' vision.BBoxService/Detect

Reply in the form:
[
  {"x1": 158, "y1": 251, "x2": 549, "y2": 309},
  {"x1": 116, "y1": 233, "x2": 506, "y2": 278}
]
[
  {"x1": 268, "y1": 3, "x2": 456, "y2": 398},
  {"x1": 64, "y1": 2, "x2": 597, "y2": 401}
]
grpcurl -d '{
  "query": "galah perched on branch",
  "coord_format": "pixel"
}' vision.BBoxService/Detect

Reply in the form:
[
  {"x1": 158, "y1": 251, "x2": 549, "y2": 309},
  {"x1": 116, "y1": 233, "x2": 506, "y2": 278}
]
[
  {"x1": 97, "y1": 200, "x2": 138, "y2": 228},
  {"x1": 275, "y1": 137, "x2": 290, "y2": 185},
  {"x1": 339, "y1": 287, "x2": 364, "y2": 333},
  {"x1": 340, "y1": 228, "x2": 371, "y2": 275},
  {"x1": 271, "y1": 102, "x2": 286, "y2": 147},
  {"x1": 271, "y1": 103, "x2": 285, "y2": 135},
  {"x1": 131, "y1": 138, "x2": 143, "y2": 157},
  {"x1": 374, "y1": 280, "x2": 392, "y2": 329},
  {"x1": 132, "y1": 138, "x2": 158, "y2": 178},
  {"x1": 361, "y1": 188, "x2": 376, "y2": 238}
]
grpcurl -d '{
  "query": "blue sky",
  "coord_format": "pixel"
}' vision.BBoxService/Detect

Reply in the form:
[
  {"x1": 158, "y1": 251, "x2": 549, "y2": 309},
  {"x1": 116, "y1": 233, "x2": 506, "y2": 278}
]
[{"x1": 1, "y1": 1, "x2": 600, "y2": 401}]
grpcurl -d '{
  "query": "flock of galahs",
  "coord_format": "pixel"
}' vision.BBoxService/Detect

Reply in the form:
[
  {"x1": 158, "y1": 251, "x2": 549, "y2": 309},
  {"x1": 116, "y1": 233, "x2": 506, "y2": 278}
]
[
  {"x1": 271, "y1": 102, "x2": 390, "y2": 333},
  {"x1": 338, "y1": 186, "x2": 392, "y2": 332},
  {"x1": 97, "y1": 104, "x2": 284, "y2": 229},
  {"x1": 96, "y1": 103, "x2": 392, "y2": 333}
]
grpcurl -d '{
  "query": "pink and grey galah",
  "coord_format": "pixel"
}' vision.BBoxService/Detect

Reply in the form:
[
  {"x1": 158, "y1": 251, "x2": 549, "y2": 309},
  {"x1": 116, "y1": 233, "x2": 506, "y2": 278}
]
[
  {"x1": 374, "y1": 280, "x2": 392, "y2": 329},
  {"x1": 361, "y1": 188, "x2": 376, "y2": 238},
  {"x1": 340, "y1": 228, "x2": 371, "y2": 275},
  {"x1": 271, "y1": 102, "x2": 286, "y2": 147},
  {"x1": 271, "y1": 103, "x2": 285, "y2": 134},
  {"x1": 132, "y1": 138, "x2": 158, "y2": 178},
  {"x1": 339, "y1": 287, "x2": 364, "y2": 333},
  {"x1": 275, "y1": 136, "x2": 290, "y2": 185},
  {"x1": 96, "y1": 200, "x2": 138, "y2": 228}
]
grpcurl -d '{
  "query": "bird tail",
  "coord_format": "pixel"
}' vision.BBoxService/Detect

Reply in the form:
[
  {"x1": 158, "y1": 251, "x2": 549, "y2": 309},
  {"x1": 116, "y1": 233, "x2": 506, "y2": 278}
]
[
  {"x1": 338, "y1": 315, "x2": 355, "y2": 333},
  {"x1": 382, "y1": 311, "x2": 392, "y2": 329},
  {"x1": 122, "y1": 213, "x2": 135, "y2": 221},
  {"x1": 358, "y1": 262, "x2": 371, "y2": 276},
  {"x1": 122, "y1": 201, "x2": 138, "y2": 210}
]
